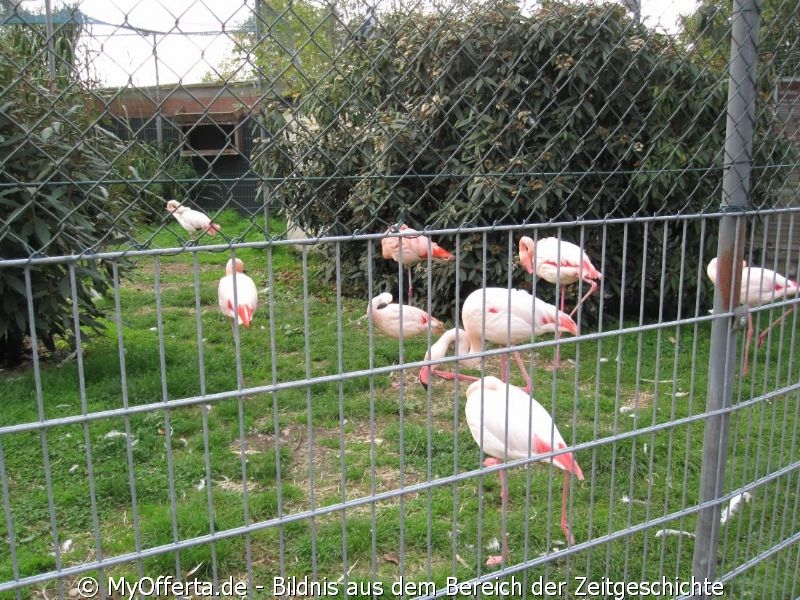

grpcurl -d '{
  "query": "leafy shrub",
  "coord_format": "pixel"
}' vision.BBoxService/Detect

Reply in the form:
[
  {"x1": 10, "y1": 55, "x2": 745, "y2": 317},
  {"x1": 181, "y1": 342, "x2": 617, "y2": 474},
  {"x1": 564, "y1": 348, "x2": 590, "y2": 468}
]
[
  {"x1": 252, "y1": 1, "x2": 796, "y2": 320},
  {"x1": 0, "y1": 36, "x2": 130, "y2": 365},
  {"x1": 114, "y1": 141, "x2": 199, "y2": 223}
]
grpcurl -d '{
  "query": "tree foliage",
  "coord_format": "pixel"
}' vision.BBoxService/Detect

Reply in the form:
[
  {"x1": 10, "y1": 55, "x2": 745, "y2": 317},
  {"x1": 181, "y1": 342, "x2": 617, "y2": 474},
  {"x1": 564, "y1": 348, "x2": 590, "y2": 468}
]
[
  {"x1": 211, "y1": 0, "x2": 341, "y2": 94},
  {"x1": 0, "y1": 10, "x2": 131, "y2": 365},
  {"x1": 252, "y1": 0, "x2": 796, "y2": 320},
  {"x1": 678, "y1": 0, "x2": 800, "y2": 74}
]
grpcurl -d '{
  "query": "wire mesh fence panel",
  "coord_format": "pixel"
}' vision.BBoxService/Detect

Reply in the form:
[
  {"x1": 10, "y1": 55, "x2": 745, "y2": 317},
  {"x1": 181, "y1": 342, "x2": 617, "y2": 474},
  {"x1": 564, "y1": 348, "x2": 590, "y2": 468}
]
[{"x1": 1, "y1": 0, "x2": 800, "y2": 598}]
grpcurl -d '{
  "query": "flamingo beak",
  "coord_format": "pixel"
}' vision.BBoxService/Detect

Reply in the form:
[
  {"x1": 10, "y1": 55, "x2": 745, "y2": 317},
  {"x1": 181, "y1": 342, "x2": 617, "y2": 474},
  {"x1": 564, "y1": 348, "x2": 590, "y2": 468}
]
[
  {"x1": 518, "y1": 240, "x2": 534, "y2": 274},
  {"x1": 419, "y1": 366, "x2": 431, "y2": 390},
  {"x1": 558, "y1": 313, "x2": 579, "y2": 336}
]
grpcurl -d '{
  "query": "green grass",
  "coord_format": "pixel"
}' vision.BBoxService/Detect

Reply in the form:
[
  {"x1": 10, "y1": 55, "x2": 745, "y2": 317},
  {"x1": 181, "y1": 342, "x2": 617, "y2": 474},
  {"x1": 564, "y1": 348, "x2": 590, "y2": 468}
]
[{"x1": 1, "y1": 212, "x2": 800, "y2": 598}]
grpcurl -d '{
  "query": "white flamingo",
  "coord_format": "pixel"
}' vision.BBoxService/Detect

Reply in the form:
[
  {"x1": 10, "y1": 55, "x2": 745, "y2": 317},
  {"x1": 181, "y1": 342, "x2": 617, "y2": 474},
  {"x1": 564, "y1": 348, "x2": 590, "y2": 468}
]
[
  {"x1": 166, "y1": 199, "x2": 221, "y2": 239},
  {"x1": 418, "y1": 288, "x2": 578, "y2": 392},
  {"x1": 367, "y1": 293, "x2": 445, "y2": 339},
  {"x1": 707, "y1": 257, "x2": 799, "y2": 374},
  {"x1": 519, "y1": 236, "x2": 600, "y2": 367},
  {"x1": 518, "y1": 236, "x2": 601, "y2": 318},
  {"x1": 451, "y1": 375, "x2": 584, "y2": 565},
  {"x1": 218, "y1": 258, "x2": 258, "y2": 329},
  {"x1": 381, "y1": 224, "x2": 454, "y2": 304}
]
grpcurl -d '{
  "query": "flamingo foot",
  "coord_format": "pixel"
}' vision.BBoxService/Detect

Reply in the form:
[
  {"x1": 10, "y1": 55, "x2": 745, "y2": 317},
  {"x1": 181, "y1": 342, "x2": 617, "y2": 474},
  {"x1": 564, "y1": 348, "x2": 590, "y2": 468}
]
[{"x1": 486, "y1": 555, "x2": 504, "y2": 567}]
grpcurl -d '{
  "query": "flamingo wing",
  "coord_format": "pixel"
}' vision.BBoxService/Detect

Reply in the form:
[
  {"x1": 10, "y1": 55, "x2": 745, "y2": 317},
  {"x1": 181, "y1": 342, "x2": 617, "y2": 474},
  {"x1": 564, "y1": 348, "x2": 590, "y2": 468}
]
[
  {"x1": 742, "y1": 267, "x2": 800, "y2": 307},
  {"x1": 370, "y1": 293, "x2": 444, "y2": 338},
  {"x1": 535, "y1": 238, "x2": 599, "y2": 284}
]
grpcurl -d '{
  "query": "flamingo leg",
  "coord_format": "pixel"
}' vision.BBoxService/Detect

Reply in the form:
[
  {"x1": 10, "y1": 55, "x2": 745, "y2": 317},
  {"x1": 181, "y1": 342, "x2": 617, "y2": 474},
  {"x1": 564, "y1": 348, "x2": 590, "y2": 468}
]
[
  {"x1": 230, "y1": 320, "x2": 247, "y2": 394},
  {"x1": 510, "y1": 350, "x2": 532, "y2": 394},
  {"x1": 406, "y1": 267, "x2": 414, "y2": 306},
  {"x1": 481, "y1": 457, "x2": 509, "y2": 502},
  {"x1": 743, "y1": 313, "x2": 754, "y2": 376},
  {"x1": 560, "y1": 470, "x2": 576, "y2": 546},
  {"x1": 756, "y1": 306, "x2": 795, "y2": 349},
  {"x1": 568, "y1": 279, "x2": 598, "y2": 319},
  {"x1": 553, "y1": 288, "x2": 567, "y2": 368},
  {"x1": 484, "y1": 457, "x2": 509, "y2": 567},
  {"x1": 499, "y1": 353, "x2": 509, "y2": 383}
]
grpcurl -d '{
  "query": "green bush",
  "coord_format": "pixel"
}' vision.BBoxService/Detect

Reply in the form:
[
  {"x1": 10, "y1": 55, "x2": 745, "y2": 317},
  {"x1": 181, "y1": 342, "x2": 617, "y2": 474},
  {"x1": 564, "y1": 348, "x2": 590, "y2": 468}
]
[
  {"x1": 252, "y1": 1, "x2": 795, "y2": 320},
  {"x1": 114, "y1": 141, "x2": 199, "y2": 223},
  {"x1": 0, "y1": 36, "x2": 130, "y2": 365}
]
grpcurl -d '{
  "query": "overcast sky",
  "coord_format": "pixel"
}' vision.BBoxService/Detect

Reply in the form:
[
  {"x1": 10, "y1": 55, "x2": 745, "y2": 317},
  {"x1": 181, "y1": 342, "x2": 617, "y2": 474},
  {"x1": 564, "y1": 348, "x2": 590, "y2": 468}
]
[{"x1": 18, "y1": 0, "x2": 699, "y2": 87}]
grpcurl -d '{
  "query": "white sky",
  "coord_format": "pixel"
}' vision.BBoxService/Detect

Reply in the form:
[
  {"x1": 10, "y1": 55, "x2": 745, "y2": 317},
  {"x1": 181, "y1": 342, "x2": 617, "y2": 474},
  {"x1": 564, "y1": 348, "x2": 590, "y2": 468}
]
[{"x1": 17, "y1": 0, "x2": 700, "y2": 88}]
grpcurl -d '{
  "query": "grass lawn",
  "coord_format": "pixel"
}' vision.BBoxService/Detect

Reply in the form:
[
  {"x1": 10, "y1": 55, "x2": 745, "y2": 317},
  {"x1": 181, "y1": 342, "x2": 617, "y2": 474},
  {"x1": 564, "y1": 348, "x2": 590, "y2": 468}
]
[{"x1": 1, "y1": 211, "x2": 799, "y2": 598}]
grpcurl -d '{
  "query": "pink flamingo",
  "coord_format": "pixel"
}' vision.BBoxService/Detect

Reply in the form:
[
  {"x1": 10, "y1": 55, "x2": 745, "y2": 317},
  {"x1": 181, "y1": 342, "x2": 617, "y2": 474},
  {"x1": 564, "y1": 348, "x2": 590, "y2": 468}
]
[
  {"x1": 442, "y1": 374, "x2": 584, "y2": 565},
  {"x1": 418, "y1": 288, "x2": 578, "y2": 393},
  {"x1": 518, "y1": 236, "x2": 601, "y2": 318},
  {"x1": 368, "y1": 292, "x2": 445, "y2": 339},
  {"x1": 166, "y1": 199, "x2": 221, "y2": 240},
  {"x1": 418, "y1": 327, "x2": 481, "y2": 387},
  {"x1": 519, "y1": 236, "x2": 600, "y2": 367},
  {"x1": 707, "y1": 257, "x2": 799, "y2": 375},
  {"x1": 381, "y1": 224, "x2": 455, "y2": 304},
  {"x1": 218, "y1": 258, "x2": 258, "y2": 330}
]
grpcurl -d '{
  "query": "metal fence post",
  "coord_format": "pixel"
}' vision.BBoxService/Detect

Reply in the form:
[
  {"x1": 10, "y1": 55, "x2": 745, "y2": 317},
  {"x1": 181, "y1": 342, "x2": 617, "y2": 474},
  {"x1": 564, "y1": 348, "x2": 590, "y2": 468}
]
[{"x1": 692, "y1": 0, "x2": 761, "y2": 592}]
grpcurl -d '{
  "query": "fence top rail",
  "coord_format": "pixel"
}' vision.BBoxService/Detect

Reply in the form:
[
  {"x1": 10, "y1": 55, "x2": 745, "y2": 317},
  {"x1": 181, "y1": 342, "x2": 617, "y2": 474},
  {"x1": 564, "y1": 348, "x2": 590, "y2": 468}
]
[{"x1": 3, "y1": 206, "x2": 800, "y2": 267}]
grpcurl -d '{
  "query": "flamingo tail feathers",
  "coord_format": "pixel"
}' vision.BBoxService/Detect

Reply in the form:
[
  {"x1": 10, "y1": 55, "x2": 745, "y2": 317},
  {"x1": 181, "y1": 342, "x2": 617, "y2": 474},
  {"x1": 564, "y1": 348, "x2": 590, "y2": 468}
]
[
  {"x1": 534, "y1": 438, "x2": 584, "y2": 480},
  {"x1": 238, "y1": 305, "x2": 253, "y2": 328}
]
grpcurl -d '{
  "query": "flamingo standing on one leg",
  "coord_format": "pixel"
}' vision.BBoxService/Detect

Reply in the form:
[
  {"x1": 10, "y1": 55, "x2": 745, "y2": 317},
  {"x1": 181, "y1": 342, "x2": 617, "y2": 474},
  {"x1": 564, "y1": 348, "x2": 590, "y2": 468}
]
[
  {"x1": 166, "y1": 199, "x2": 221, "y2": 241},
  {"x1": 519, "y1": 236, "x2": 600, "y2": 367},
  {"x1": 367, "y1": 292, "x2": 446, "y2": 339},
  {"x1": 418, "y1": 288, "x2": 578, "y2": 393},
  {"x1": 707, "y1": 257, "x2": 799, "y2": 375},
  {"x1": 381, "y1": 224, "x2": 455, "y2": 305},
  {"x1": 435, "y1": 374, "x2": 583, "y2": 565}
]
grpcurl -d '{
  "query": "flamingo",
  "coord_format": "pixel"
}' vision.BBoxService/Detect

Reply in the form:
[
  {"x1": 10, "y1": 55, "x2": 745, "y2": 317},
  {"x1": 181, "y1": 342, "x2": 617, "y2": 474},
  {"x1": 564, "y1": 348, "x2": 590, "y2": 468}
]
[
  {"x1": 519, "y1": 236, "x2": 600, "y2": 367},
  {"x1": 381, "y1": 224, "x2": 455, "y2": 304},
  {"x1": 418, "y1": 327, "x2": 478, "y2": 387},
  {"x1": 446, "y1": 374, "x2": 584, "y2": 565},
  {"x1": 418, "y1": 288, "x2": 578, "y2": 393},
  {"x1": 367, "y1": 292, "x2": 445, "y2": 339},
  {"x1": 166, "y1": 199, "x2": 221, "y2": 240},
  {"x1": 707, "y1": 257, "x2": 799, "y2": 375},
  {"x1": 218, "y1": 258, "x2": 258, "y2": 329},
  {"x1": 518, "y1": 236, "x2": 601, "y2": 318}
]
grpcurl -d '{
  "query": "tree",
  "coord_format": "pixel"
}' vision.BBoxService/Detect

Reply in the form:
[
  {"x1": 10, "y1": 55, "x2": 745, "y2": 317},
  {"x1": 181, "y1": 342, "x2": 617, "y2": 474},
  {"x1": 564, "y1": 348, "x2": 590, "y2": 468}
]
[
  {"x1": 0, "y1": 7, "x2": 131, "y2": 365},
  {"x1": 252, "y1": 0, "x2": 796, "y2": 320},
  {"x1": 678, "y1": 0, "x2": 800, "y2": 74},
  {"x1": 210, "y1": 0, "x2": 345, "y2": 95}
]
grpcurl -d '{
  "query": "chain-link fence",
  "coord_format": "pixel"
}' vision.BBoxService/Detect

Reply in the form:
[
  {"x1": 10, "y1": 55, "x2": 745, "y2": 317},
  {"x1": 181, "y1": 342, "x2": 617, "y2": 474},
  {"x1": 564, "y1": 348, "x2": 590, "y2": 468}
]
[{"x1": 1, "y1": 0, "x2": 800, "y2": 598}]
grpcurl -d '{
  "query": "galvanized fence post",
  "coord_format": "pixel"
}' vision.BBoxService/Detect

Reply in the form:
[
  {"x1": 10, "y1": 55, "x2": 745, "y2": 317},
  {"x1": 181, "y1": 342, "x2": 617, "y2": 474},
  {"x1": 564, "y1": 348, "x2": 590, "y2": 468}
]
[{"x1": 692, "y1": 0, "x2": 761, "y2": 592}]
